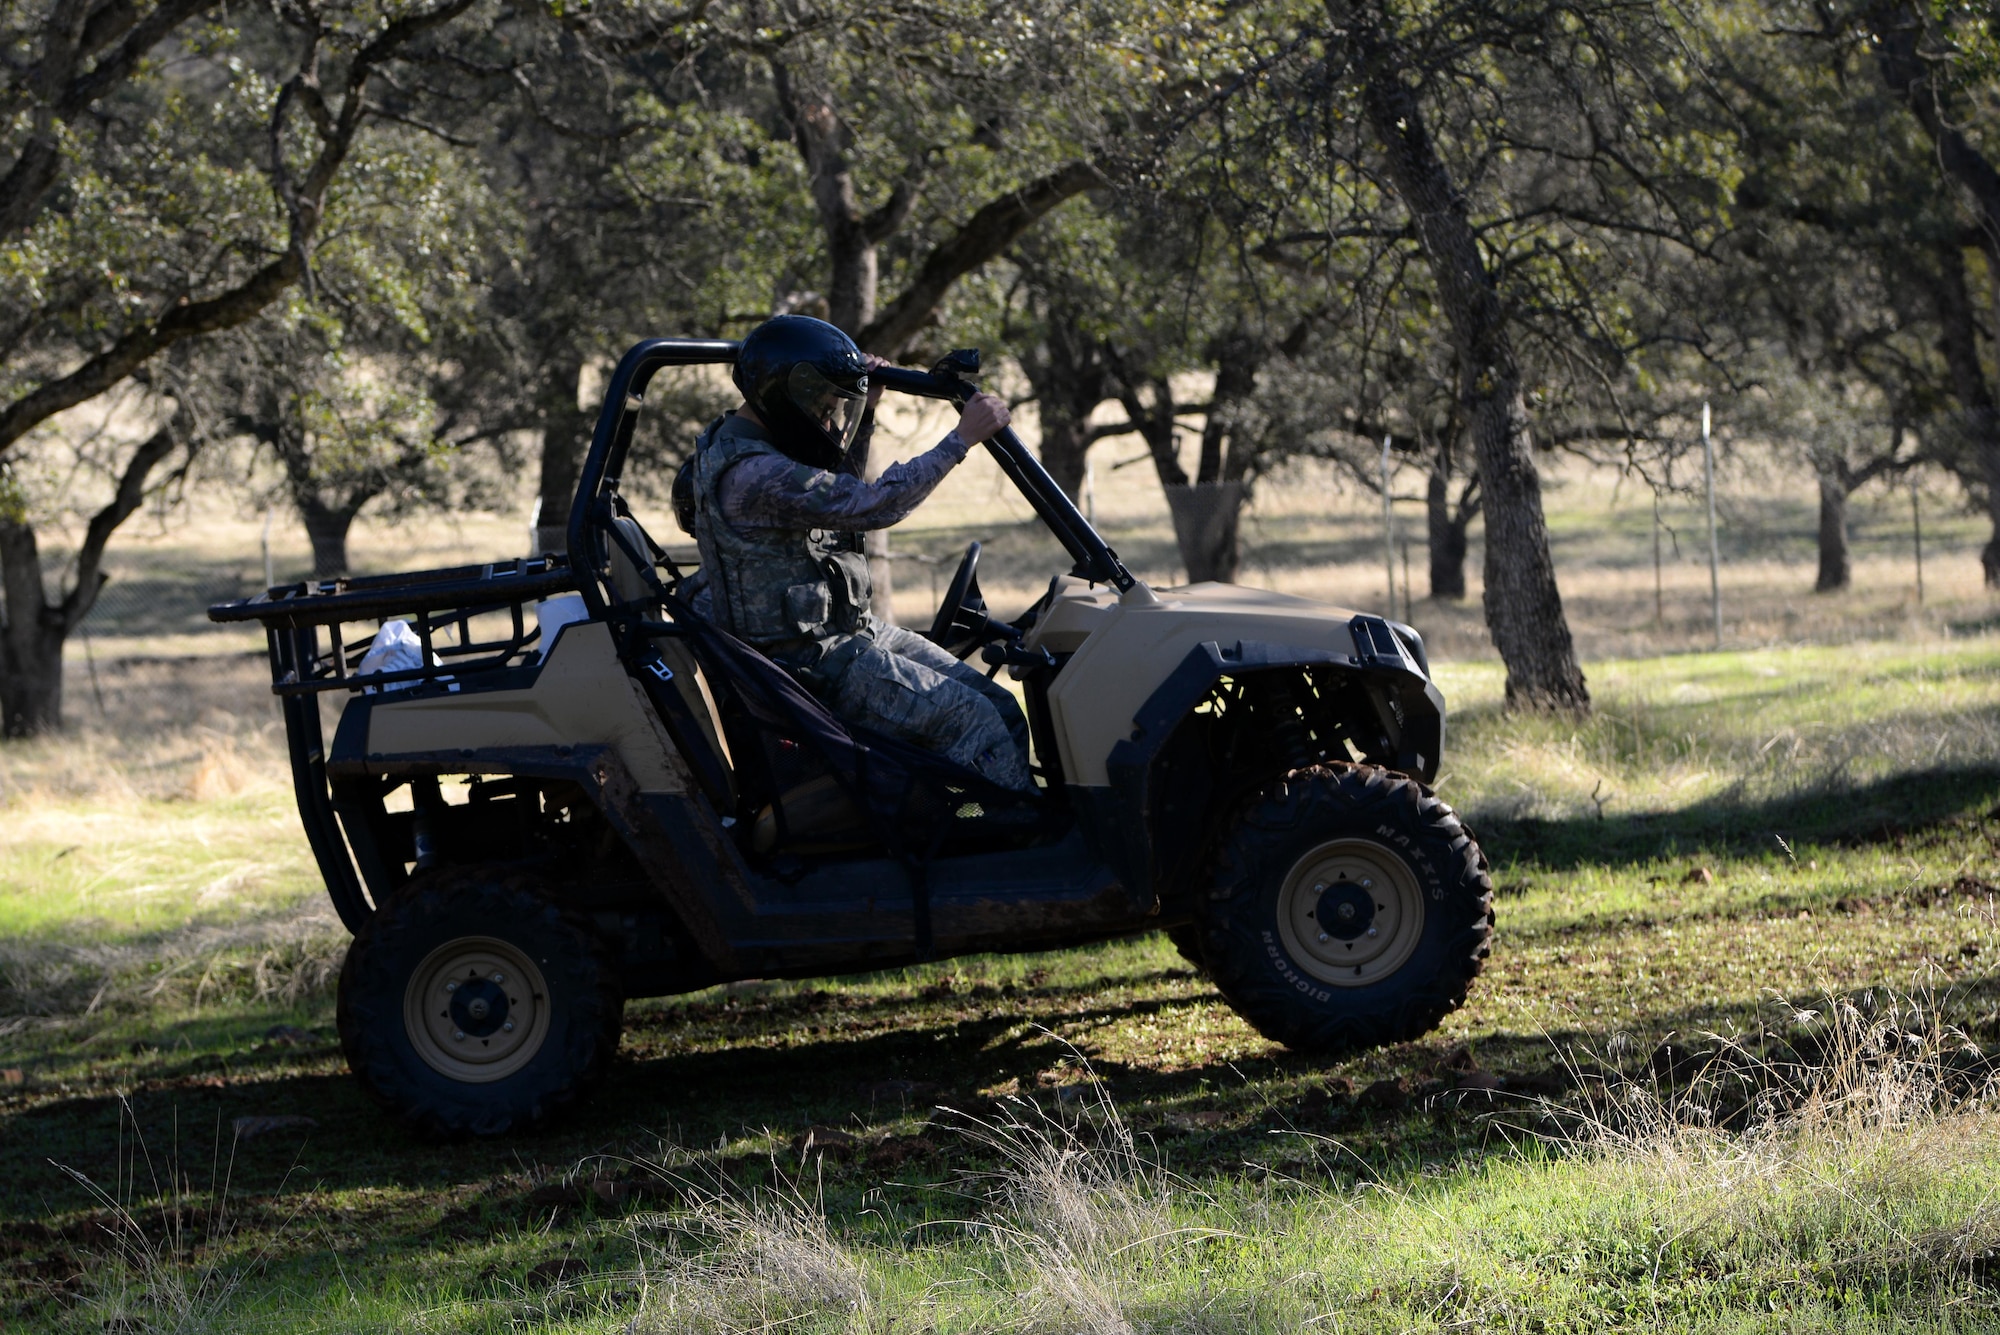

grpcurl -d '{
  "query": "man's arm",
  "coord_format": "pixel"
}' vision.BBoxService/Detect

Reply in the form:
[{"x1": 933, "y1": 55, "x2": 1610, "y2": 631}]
[
  {"x1": 721, "y1": 391, "x2": 1011, "y2": 532},
  {"x1": 720, "y1": 431, "x2": 973, "y2": 531},
  {"x1": 840, "y1": 408, "x2": 877, "y2": 479}
]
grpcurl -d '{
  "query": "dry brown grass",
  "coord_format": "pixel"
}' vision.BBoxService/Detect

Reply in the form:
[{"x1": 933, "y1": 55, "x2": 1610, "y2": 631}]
[{"x1": 28, "y1": 393, "x2": 1990, "y2": 670}]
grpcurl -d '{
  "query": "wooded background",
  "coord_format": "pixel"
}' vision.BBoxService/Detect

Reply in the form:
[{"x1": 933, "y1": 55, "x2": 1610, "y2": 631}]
[{"x1": 4, "y1": 0, "x2": 1998, "y2": 734}]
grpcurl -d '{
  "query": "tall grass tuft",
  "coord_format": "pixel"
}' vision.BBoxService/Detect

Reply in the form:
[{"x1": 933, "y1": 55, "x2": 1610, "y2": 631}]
[
  {"x1": 49, "y1": 1099, "x2": 295, "y2": 1335},
  {"x1": 944, "y1": 1071, "x2": 1191, "y2": 1335},
  {"x1": 629, "y1": 1177, "x2": 874, "y2": 1335},
  {"x1": 621, "y1": 1053, "x2": 1203, "y2": 1335}
]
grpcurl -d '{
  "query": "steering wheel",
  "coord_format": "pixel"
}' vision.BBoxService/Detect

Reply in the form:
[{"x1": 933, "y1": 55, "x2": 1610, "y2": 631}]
[{"x1": 927, "y1": 541, "x2": 992, "y2": 654}]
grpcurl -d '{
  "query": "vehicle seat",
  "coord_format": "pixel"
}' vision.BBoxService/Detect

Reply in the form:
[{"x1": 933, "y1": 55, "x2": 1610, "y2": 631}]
[
  {"x1": 608, "y1": 514, "x2": 1024, "y2": 856},
  {"x1": 607, "y1": 513, "x2": 736, "y2": 801},
  {"x1": 604, "y1": 511, "x2": 856, "y2": 846}
]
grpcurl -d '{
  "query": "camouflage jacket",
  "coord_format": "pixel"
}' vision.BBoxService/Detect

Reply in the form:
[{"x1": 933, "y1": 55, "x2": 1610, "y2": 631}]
[{"x1": 715, "y1": 411, "x2": 971, "y2": 532}]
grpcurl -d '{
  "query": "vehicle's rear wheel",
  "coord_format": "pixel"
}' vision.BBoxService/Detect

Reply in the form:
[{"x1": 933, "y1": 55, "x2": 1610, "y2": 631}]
[
  {"x1": 1197, "y1": 764, "x2": 1492, "y2": 1055},
  {"x1": 337, "y1": 867, "x2": 621, "y2": 1136}
]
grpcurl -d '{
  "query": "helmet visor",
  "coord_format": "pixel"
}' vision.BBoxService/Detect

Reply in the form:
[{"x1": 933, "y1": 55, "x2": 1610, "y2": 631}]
[{"x1": 786, "y1": 362, "x2": 867, "y2": 457}]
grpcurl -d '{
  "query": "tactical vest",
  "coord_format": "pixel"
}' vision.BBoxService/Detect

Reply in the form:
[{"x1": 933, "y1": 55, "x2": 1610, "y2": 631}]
[{"x1": 688, "y1": 414, "x2": 872, "y2": 648}]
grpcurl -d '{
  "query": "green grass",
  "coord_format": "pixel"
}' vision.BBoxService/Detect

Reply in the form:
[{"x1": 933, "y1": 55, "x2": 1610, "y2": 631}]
[
  {"x1": 3, "y1": 637, "x2": 2000, "y2": 1331},
  {"x1": 0, "y1": 792, "x2": 320, "y2": 942}
]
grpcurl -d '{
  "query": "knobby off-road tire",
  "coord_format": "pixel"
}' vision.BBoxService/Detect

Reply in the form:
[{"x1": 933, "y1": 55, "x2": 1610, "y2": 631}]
[
  {"x1": 1197, "y1": 763, "x2": 1492, "y2": 1055},
  {"x1": 337, "y1": 868, "x2": 622, "y2": 1137}
]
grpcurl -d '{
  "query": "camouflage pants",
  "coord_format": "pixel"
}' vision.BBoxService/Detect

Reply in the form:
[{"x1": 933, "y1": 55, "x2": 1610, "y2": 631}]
[{"x1": 816, "y1": 622, "x2": 1034, "y2": 792}]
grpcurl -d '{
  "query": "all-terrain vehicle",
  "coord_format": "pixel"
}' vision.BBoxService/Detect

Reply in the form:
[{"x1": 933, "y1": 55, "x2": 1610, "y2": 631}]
[{"x1": 211, "y1": 339, "x2": 1493, "y2": 1136}]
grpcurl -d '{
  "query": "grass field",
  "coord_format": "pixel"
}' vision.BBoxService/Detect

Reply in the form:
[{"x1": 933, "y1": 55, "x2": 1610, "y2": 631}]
[
  {"x1": 4, "y1": 436, "x2": 2000, "y2": 1331},
  {"x1": 3, "y1": 631, "x2": 1998, "y2": 1331}
]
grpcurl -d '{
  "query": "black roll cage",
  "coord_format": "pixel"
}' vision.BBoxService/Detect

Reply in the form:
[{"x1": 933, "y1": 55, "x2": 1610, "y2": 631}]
[{"x1": 563, "y1": 338, "x2": 1138, "y2": 619}]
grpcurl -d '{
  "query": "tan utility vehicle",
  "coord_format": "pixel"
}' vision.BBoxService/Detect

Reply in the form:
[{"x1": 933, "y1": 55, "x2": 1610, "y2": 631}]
[{"x1": 212, "y1": 341, "x2": 1493, "y2": 1136}]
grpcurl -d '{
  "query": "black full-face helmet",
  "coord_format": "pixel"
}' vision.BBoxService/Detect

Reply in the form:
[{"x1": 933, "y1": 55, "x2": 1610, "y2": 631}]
[{"x1": 733, "y1": 315, "x2": 869, "y2": 470}]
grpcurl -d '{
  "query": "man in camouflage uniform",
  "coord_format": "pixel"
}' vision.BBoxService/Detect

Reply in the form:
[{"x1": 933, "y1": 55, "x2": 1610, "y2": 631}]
[{"x1": 682, "y1": 315, "x2": 1032, "y2": 792}]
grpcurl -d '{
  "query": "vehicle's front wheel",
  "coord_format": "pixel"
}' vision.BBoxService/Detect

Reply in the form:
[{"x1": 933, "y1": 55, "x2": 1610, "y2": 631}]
[
  {"x1": 1197, "y1": 764, "x2": 1492, "y2": 1055},
  {"x1": 337, "y1": 868, "x2": 621, "y2": 1136}
]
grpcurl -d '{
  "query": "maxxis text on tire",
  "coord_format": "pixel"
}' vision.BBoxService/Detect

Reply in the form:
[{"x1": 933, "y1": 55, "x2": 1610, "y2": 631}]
[
  {"x1": 1197, "y1": 763, "x2": 1492, "y2": 1055},
  {"x1": 337, "y1": 867, "x2": 622, "y2": 1137}
]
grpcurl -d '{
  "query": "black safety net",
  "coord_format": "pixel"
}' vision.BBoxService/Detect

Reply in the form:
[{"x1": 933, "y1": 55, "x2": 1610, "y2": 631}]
[{"x1": 658, "y1": 592, "x2": 1039, "y2": 837}]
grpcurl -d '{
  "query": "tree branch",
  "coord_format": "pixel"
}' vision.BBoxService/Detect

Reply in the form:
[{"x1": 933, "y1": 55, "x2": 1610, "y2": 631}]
[
  {"x1": 1868, "y1": 2, "x2": 2000, "y2": 241},
  {"x1": 59, "y1": 410, "x2": 185, "y2": 629},
  {"x1": 0, "y1": 0, "x2": 220, "y2": 236},
  {"x1": 862, "y1": 176, "x2": 920, "y2": 245},
  {"x1": 0, "y1": 0, "x2": 478, "y2": 458},
  {"x1": 856, "y1": 159, "x2": 1108, "y2": 355}
]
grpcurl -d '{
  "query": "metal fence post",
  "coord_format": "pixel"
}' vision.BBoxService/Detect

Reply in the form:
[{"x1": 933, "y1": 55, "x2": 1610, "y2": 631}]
[
  {"x1": 1652, "y1": 490, "x2": 1664, "y2": 628},
  {"x1": 1703, "y1": 402, "x2": 1721, "y2": 648},
  {"x1": 1912, "y1": 476, "x2": 1925, "y2": 606},
  {"x1": 1381, "y1": 435, "x2": 1395, "y2": 614}
]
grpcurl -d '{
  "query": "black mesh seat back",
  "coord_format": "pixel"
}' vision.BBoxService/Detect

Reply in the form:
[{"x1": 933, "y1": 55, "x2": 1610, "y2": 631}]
[{"x1": 659, "y1": 595, "x2": 1038, "y2": 849}]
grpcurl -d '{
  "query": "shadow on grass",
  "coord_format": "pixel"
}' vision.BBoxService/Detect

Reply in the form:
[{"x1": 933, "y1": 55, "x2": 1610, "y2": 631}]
[
  {"x1": 1473, "y1": 764, "x2": 2000, "y2": 871},
  {"x1": 1953, "y1": 612, "x2": 2000, "y2": 637},
  {"x1": 13, "y1": 958, "x2": 2000, "y2": 1222},
  {"x1": 7, "y1": 762, "x2": 1999, "y2": 1296}
]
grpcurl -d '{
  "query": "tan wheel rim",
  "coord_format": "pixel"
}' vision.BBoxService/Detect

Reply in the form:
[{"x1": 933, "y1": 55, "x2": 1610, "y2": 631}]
[
  {"x1": 1275, "y1": 838, "x2": 1425, "y2": 988},
  {"x1": 403, "y1": 936, "x2": 551, "y2": 1084}
]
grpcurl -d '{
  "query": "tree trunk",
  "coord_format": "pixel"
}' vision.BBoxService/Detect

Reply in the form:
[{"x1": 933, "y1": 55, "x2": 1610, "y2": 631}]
[
  {"x1": 1426, "y1": 465, "x2": 1470, "y2": 600},
  {"x1": 1112, "y1": 374, "x2": 1254, "y2": 582},
  {"x1": 535, "y1": 356, "x2": 590, "y2": 556},
  {"x1": 1469, "y1": 403, "x2": 1584, "y2": 708},
  {"x1": 827, "y1": 231, "x2": 878, "y2": 336},
  {"x1": 1164, "y1": 483, "x2": 1244, "y2": 583},
  {"x1": 1869, "y1": 5, "x2": 2000, "y2": 583},
  {"x1": 1015, "y1": 293, "x2": 1113, "y2": 501},
  {"x1": 1170, "y1": 331, "x2": 1263, "y2": 585},
  {"x1": 0, "y1": 519, "x2": 64, "y2": 736},
  {"x1": 1341, "y1": 3, "x2": 1587, "y2": 711},
  {"x1": 0, "y1": 624, "x2": 62, "y2": 737},
  {"x1": 1038, "y1": 414, "x2": 1089, "y2": 500},
  {"x1": 1932, "y1": 245, "x2": 2000, "y2": 585},
  {"x1": 771, "y1": 64, "x2": 883, "y2": 337},
  {"x1": 1113, "y1": 372, "x2": 1231, "y2": 583},
  {"x1": 299, "y1": 499, "x2": 359, "y2": 580},
  {"x1": 1114, "y1": 379, "x2": 1187, "y2": 487},
  {"x1": 0, "y1": 407, "x2": 184, "y2": 738},
  {"x1": 1814, "y1": 466, "x2": 1852, "y2": 592}
]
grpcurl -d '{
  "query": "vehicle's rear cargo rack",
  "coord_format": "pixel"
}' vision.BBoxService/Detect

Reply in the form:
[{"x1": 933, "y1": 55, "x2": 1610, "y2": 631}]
[{"x1": 208, "y1": 554, "x2": 578, "y2": 696}]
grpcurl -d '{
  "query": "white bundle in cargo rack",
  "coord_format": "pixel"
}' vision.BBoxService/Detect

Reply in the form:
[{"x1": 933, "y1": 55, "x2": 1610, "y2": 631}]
[{"x1": 357, "y1": 620, "x2": 451, "y2": 694}]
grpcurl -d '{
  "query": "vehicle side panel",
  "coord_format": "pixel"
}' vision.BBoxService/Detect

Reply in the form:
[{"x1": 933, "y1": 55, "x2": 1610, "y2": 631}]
[
  {"x1": 1032, "y1": 581, "x2": 1375, "y2": 787},
  {"x1": 639, "y1": 822, "x2": 1133, "y2": 976},
  {"x1": 361, "y1": 623, "x2": 692, "y2": 793}
]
